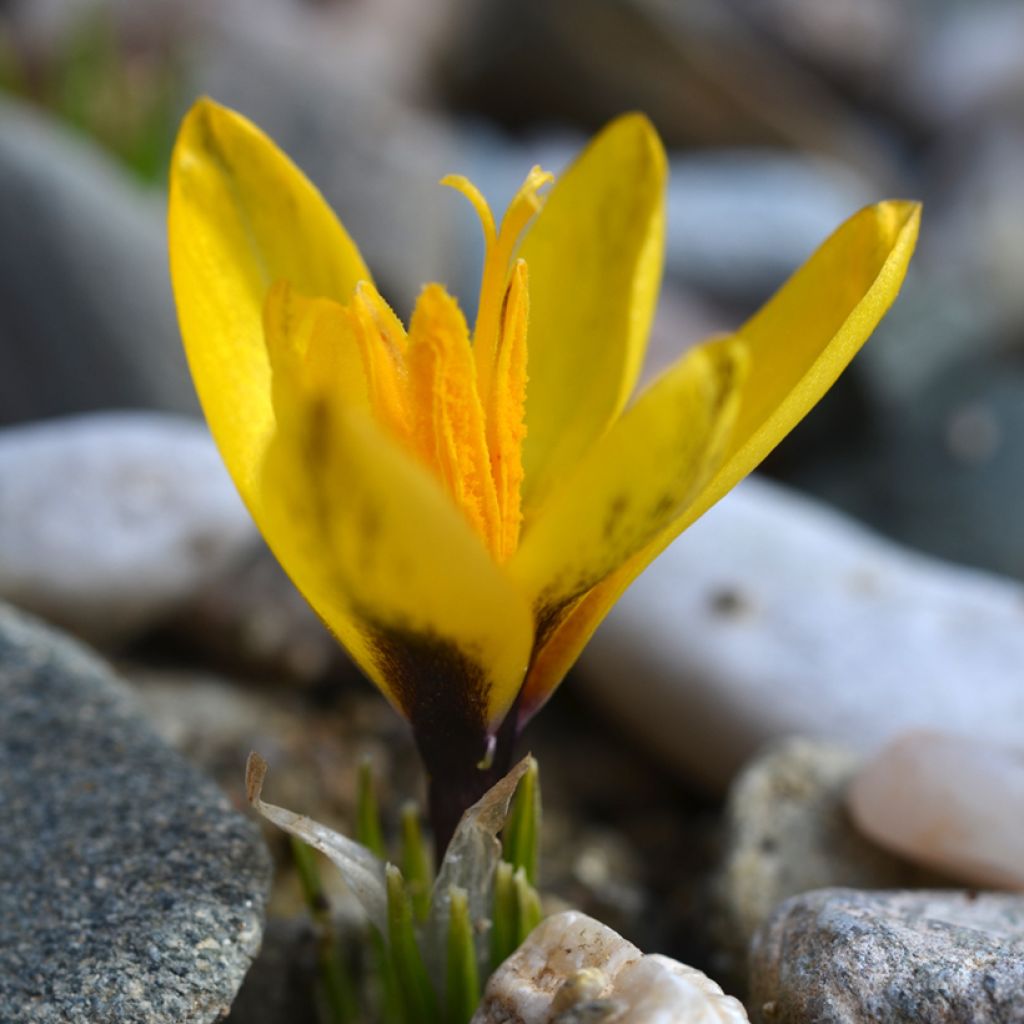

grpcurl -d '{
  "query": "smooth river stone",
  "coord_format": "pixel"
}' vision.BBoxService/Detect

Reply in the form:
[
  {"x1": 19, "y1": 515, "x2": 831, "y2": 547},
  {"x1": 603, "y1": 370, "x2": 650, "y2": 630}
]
[
  {"x1": 0, "y1": 412, "x2": 257, "y2": 645},
  {"x1": 578, "y1": 475, "x2": 1024, "y2": 793},
  {"x1": 847, "y1": 730, "x2": 1024, "y2": 890}
]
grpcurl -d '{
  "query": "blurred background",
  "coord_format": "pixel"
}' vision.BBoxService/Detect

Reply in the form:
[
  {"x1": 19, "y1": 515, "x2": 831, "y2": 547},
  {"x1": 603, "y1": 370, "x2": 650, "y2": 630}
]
[
  {"x1": 2, "y1": 0, "x2": 1023, "y2": 575},
  {"x1": 0, "y1": 0, "x2": 1022, "y2": 1009}
]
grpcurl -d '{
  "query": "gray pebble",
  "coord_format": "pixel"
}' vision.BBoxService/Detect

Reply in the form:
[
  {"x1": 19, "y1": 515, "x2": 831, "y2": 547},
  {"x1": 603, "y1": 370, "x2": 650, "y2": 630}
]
[{"x1": 0, "y1": 603, "x2": 272, "y2": 1022}]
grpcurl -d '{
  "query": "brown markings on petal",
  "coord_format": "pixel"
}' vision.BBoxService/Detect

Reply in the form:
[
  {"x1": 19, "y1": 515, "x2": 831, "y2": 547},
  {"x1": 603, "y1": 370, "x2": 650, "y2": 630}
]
[
  {"x1": 368, "y1": 625, "x2": 500, "y2": 850},
  {"x1": 602, "y1": 494, "x2": 629, "y2": 542}
]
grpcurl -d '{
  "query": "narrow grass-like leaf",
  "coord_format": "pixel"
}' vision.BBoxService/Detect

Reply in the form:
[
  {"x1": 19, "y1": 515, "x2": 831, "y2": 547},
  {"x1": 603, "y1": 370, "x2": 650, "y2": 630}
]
[
  {"x1": 369, "y1": 929, "x2": 405, "y2": 1024},
  {"x1": 386, "y1": 864, "x2": 440, "y2": 1024},
  {"x1": 490, "y1": 861, "x2": 517, "y2": 972},
  {"x1": 357, "y1": 757, "x2": 387, "y2": 858},
  {"x1": 290, "y1": 837, "x2": 357, "y2": 1024},
  {"x1": 444, "y1": 886, "x2": 480, "y2": 1024},
  {"x1": 502, "y1": 756, "x2": 540, "y2": 885},
  {"x1": 401, "y1": 802, "x2": 434, "y2": 923},
  {"x1": 513, "y1": 867, "x2": 542, "y2": 946}
]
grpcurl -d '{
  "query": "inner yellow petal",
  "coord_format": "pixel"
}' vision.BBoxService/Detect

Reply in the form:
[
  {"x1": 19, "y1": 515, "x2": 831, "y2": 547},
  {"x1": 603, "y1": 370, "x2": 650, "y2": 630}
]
[{"x1": 486, "y1": 260, "x2": 529, "y2": 562}]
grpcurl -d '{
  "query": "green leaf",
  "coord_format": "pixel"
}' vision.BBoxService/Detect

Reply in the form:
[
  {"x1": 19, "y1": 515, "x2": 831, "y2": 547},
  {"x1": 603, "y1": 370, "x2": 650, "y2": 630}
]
[
  {"x1": 444, "y1": 886, "x2": 480, "y2": 1024},
  {"x1": 502, "y1": 756, "x2": 540, "y2": 885},
  {"x1": 489, "y1": 861, "x2": 517, "y2": 972},
  {"x1": 289, "y1": 837, "x2": 357, "y2": 1024},
  {"x1": 401, "y1": 802, "x2": 434, "y2": 923},
  {"x1": 386, "y1": 865, "x2": 440, "y2": 1024},
  {"x1": 513, "y1": 867, "x2": 542, "y2": 946}
]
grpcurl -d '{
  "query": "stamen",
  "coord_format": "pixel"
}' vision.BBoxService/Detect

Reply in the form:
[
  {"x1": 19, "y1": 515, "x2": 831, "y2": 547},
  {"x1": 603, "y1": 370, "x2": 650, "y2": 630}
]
[
  {"x1": 350, "y1": 282, "x2": 410, "y2": 441},
  {"x1": 407, "y1": 285, "x2": 501, "y2": 549}
]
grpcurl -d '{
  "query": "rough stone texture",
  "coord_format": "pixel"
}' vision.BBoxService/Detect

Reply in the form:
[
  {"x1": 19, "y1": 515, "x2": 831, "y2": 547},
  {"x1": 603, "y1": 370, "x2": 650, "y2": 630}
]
[
  {"x1": 714, "y1": 739, "x2": 951, "y2": 989},
  {"x1": 0, "y1": 413, "x2": 257, "y2": 646},
  {"x1": 579, "y1": 475, "x2": 1024, "y2": 794},
  {"x1": 847, "y1": 731, "x2": 1024, "y2": 891},
  {"x1": 0, "y1": 603, "x2": 272, "y2": 1023},
  {"x1": 0, "y1": 98, "x2": 197, "y2": 426},
  {"x1": 749, "y1": 889, "x2": 1024, "y2": 1023},
  {"x1": 473, "y1": 911, "x2": 748, "y2": 1024}
]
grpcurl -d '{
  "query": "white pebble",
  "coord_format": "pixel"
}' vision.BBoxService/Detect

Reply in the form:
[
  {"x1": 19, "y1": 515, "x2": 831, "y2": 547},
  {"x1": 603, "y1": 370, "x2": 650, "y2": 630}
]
[
  {"x1": 471, "y1": 911, "x2": 747, "y2": 1023},
  {"x1": 580, "y1": 476, "x2": 1024, "y2": 793},
  {"x1": 0, "y1": 413, "x2": 256, "y2": 644},
  {"x1": 847, "y1": 731, "x2": 1024, "y2": 890}
]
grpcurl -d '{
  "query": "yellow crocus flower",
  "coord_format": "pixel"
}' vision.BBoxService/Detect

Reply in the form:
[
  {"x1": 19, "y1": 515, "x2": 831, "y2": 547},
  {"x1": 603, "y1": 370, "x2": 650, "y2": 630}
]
[{"x1": 169, "y1": 99, "x2": 919, "y2": 844}]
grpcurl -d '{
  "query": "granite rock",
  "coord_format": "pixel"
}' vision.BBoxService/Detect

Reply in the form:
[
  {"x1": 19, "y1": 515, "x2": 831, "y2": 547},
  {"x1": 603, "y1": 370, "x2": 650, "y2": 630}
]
[
  {"x1": 579, "y1": 475, "x2": 1024, "y2": 793},
  {"x1": 714, "y1": 738, "x2": 950, "y2": 988},
  {"x1": 749, "y1": 889, "x2": 1024, "y2": 1023},
  {"x1": 0, "y1": 602, "x2": 272, "y2": 1023},
  {"x1": 0, "y1": 413, "x2": 258, "y2": 646}
]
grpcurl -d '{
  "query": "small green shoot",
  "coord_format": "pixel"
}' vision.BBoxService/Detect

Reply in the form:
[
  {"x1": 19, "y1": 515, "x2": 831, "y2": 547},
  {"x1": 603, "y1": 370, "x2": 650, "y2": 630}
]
[
  {"x1": 290, "y1": 836, "x2": 357, "y2": 1024},
  {"x1": 502, "y1": 756, "x2": 540, "y2": 885},
  {"x1": 400, "y1": 802, "x2": 434, "y2": 923},
  {"x1": 386, "y1": 864, "x2": 440, "y2": 1024},
  {"x1": 444, "y1": 886, "x2": 480, "y2": 1024}
]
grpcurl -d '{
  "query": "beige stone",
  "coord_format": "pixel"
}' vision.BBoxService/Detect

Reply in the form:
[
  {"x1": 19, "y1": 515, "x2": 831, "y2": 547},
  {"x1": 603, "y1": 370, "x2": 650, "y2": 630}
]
[
  {"x1": 847, "y1": 730, "x2": 1024, "y2": 890},
  {"x1": 471, "y1": 911, "x2": 747, "y2": 1023}
]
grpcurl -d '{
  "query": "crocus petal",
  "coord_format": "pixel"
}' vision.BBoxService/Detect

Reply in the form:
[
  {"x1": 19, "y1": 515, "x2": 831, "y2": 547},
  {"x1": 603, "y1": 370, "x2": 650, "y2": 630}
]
[
  {"x1": 259, "y1": 387, "x2": 535, "y2": 735},
  {"x1": 168, "y1": 97, "x2": 370, "y2": 505},
  {"x1": 518, "y1": 113, "x2": 667, "y2": 510},
  {"x1": 508, "y1": 341, "x2": 745, "y2": 637},
  {"x1": 519, "y1": 199, "x2": 921, "y2": 721}
]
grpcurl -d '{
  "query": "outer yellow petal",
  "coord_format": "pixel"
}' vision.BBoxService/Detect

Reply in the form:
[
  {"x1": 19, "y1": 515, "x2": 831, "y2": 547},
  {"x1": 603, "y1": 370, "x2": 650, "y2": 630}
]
[
  {"x1": 168, "y1": 97, "x2": 370, "y2": 505},
  {"x1": 508, "y1": 341, "x2": 744, "y2": 634},
  {"x1": 697, "y1": 200, "x2": 921, "y2": 515},
  {"x1": 519, "y1": 200, "x2": 921, "y2": 721},
  {"x1": 518, "y1": 113, "x2": 667, "y2": 510},
  {"x1": 260, "y1": 389, "x2": 535, "y2": 734}
]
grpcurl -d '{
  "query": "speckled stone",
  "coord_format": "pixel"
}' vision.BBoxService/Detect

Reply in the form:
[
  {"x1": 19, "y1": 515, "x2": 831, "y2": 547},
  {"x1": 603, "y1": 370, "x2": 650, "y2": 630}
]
[
  {"x1": 0, "y1": 603, "x2": 272, "y2": 1023},
  {"x1": 713, "y1": 739, "x2": 951, "y2": 992},
  {"x1": 749, "y1": 888, "x2": 1024, "y2": 1023}
]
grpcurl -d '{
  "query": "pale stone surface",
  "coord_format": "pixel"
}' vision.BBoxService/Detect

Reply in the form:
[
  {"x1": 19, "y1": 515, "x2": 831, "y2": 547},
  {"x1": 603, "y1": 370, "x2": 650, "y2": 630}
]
[
  {"x1": 0, "y1": 602, "x2": 272, "y2": 1022},
  {"x1": 579, "y1": 476, "x2": 1024, "y2": 793},
  {"x1": 848, "y1": 730, "x2": 1024, "y2": 890},
  {"x1": 472, "y1": 910, "x2": 748, "y2": 1023},
  {"x1": 749, "y1": 888, "x2": 1024, "y2": 1023},
  {"x1": 714, "y1": 738, "x2": 950, "y2": 989},
  {"x1": 0, "y1": 413, "x2": 257, "y2": 645}
]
